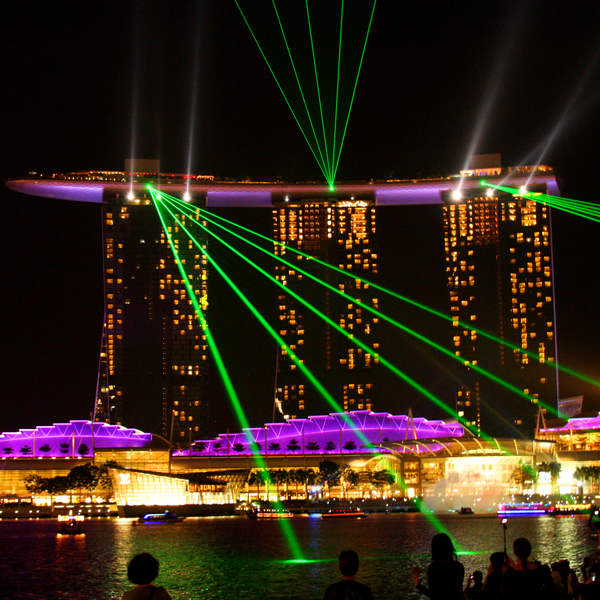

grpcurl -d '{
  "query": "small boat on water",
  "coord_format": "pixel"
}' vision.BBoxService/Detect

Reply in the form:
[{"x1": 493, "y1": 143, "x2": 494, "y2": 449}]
[
  {"x1": 459, "y1": 507, "x2": 474, "y2": 515},
  {"x1": 57, "y1": 514, "x2": 85, "y2": 535},
  {"x1": 137, "y1": 511, "x2": 186, "y2": 524},
  {"x1": 322, "y1": 507, "x2": 367, "y2": 519},
  {"x1": 497, "y1": 502, "x2": 550, "y2": 517},
  {"x1": 247, "y1": 508, "x2": 293, "y2": 520},
  {"x1": 551, "y1": 502, "x2": 591, "y2": 516}
]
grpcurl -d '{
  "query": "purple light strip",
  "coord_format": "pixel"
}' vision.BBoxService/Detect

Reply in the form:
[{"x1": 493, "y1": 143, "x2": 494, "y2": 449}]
[
  {"x1": 540, "y1": 415, "x2": 600, "y2": 433},
  {"x1": 0, "y1": 420, "x2": 151, "y2": 458},
  {"x1": 7, "y1": 173, "x2": 561, "y2": 207},
  {"x1": 173, "y1": 410, "x2": 464, "y2": 457}
]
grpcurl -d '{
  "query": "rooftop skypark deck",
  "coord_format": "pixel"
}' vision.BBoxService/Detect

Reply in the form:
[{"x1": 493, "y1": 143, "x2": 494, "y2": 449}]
[{"x1": 6, "y1": 165, "x2": 561, "y2": 206}]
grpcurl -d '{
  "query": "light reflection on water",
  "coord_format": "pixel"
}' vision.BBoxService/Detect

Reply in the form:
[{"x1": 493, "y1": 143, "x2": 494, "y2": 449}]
[{"x1": 0, "y1": 514, "x2": 596, "y2": 599}]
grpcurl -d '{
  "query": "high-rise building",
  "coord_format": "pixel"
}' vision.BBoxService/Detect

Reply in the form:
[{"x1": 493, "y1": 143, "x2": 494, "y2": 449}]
[
  {"x1": 272, "y1": 199, "x2": 379, "y2": 419},
  {"x1": 442, "y1": 178, "x2": 558, "y2": 437},
  {"x1": 97, "y1": 192, "x2": 210, "y2": 441}
]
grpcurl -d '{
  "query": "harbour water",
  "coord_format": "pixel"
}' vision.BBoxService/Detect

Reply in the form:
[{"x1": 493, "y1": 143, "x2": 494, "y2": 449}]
[{"x1": 1, "y1": 513, "x2": 596, "y2": 599}]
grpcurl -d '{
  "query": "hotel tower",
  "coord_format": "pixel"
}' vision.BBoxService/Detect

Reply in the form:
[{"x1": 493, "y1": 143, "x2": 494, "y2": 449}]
[
  {"x1": 96, "y1": 186, "x2": 210, "y2": 441},
  {"x1": 272, "y1": 198, "x2": 380, "y2": 419},
  {"x1": 442, "y1": 170, "x2": 559, "y2": 436}
]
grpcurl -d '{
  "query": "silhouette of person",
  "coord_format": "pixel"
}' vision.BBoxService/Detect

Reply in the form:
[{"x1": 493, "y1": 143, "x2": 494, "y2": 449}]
[
  {"x1": 121, "y1": 553, "x2": 172, "y2": 600},
  {"x1": 413, "y1": 533, "x2": 465, "y2": 599},
  {"x1": 324, "y1": 550, "x2": 374, "y2": 600}
]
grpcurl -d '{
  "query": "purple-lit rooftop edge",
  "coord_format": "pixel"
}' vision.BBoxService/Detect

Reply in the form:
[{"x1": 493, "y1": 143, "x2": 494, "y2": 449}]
[
  {"x1": 539, "y1": 415, "x2": 600, "y2": 433},
  {"x1": 1, "y1": 410, "x2": 596, "y2": 460},
  {"x1": 172, "y1": 410, "x2": 465, "y2": 457},
  {"x1": 0, "y1": 421, "x2": 152, "y2": 459},
  {"x1": 5, "y1": 166, "x2": 561, "y2": 207}
]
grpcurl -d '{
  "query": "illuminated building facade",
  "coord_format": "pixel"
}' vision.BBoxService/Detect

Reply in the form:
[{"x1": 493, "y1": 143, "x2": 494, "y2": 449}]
[
  {"x1": 272, "y1": 199, "x2": 379, "y2": 419},
  {"x1": 98, "y1": 193, "x2": 210, "y2": 439},
  {"x1": 442, "y1": 182, "x2": 558, "y2": 436}
]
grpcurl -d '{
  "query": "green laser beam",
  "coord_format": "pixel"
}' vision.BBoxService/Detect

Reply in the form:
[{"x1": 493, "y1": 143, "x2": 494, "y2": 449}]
[
  {"x1": 332, "y1": 0, "x2": 344, "y2": 181},
  {"x1": 305, "y1": 0, "x2": 331, "y2": 182},
  {"x1": 154, "y1": 189, "x2": 488, "y2": 548},
  {"x1": 157, "y1": 198, "x2": 466, "y2": 548},
  {"x1": 163, "y1": 192, "x2": 554, "y2": 427},
  {"x1": 159, "y1": 193, "x2": 463, "y2": 438},
  {"x1": 157, "y1": 193, "x2": 377, "y2": 449},
  {"x1": 234, "y1": 0, "x2": 330, "y2": 184},
  {"x1": 272, "y1": 0, "x2": 331, "y2": 183},
  {"x1": 331, "y1": 0, "x2": 377, "y2": 178},
  {"x1": 185, "y1": 199, "x2": 600, "y2": 393},
  {"x1": 235, "y1": 1, "x2": 377, "y2": 186},
  {"x1": 151, "y1": 188, "x2": 304, "y2": 561},
  {"x1": 481, "y1": 181, "x2": 600, "y2": 223}
]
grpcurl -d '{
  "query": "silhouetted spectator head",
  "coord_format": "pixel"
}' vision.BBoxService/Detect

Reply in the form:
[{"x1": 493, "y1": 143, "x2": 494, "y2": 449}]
[
  {"x1": 513, "y1": 538, "x2": 532, "y2": 562},
  {"x1": 127, "y1": 553, "x2": 160, "y2": 585},
  {"x1": 490, "y1": 552, "x2": 506, "y2": 571},
  {"x1": 338, "y1": 550, "x2": 359, "y2": 577},
  {"x1": 431, "y1": 533, "x2": 457, "y2": 561},
  {"x1": 551, "y1": 562, "x2": 561, "y2": 572},
  {"x1": 472, "y1": 571, "x2": 483, "y2": 584}
]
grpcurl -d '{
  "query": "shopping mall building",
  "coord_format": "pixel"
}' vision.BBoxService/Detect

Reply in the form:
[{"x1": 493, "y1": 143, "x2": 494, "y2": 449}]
[{"x1": 1, "y1": 410, "x2": 599, "y2": 514}]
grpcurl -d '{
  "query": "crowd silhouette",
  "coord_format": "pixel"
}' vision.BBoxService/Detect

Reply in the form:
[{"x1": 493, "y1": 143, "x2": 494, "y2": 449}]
[
  {"x1": 122, "y1": 518, "x2": 600, "y2": 599},
  {"x1": 412, "y1": 532, "x2": 600, "y2": 600}
]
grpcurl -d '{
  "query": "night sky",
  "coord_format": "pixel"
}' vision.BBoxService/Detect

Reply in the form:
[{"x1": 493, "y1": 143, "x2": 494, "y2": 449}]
[{"x1": 2, "y1": 1, "x2": 600, "y2": 436}]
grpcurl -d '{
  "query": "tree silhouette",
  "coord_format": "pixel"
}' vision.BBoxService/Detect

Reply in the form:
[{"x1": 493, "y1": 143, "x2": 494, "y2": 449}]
[
  {"x1": 95, "y1": 461, "x2": 119, "y2": 501},
  {"x1": 247, "y1": 471, "x2": 260, "y2": 501},
  {"x1": 371, "y1": 470, "x2": 395, "y2": 490},
  {"x1": 47, "y1": 476, "x2": 70, "y2": 501},
  {"x1": 537, "y1": 461, "x2": 561, "y2": 494},
  {"x1": 20, "y1": 445, "x2": 32, "y2": 455},
  {"x1": 212, "y1": 442, "x2": 222, "y2": 454},
  {"x1": 341, "y1": 468, "x2": 360, "y2": 498},
  {"x1": 319, "y1": 459, "x2": 341, "y2": 490},
  {"x1": 77, "y1": 443, "x2": 90, "y2": 456},
  {"x1": 574, "y1": 466, "x2": 588, "y2": 497},
  {"x1": 3, "y1": 447, "x2": 14, "y2": 456},
  {"x1": 192, "y1": 441, "x2": 207, "y2": 453},
  {"x1": 343, "y1": 440, "x2": 357, "y2": 451},
  {"x1": 67, "y1": 463, "x2": 98, "y2": 501},
  {"x1": 59, "y1": 443, "x2": 70, "y2": 454},
  {"x1": 250, "y1": 442, "x2": 262, "y2": 453},
  {"x1": 268, "y1": 442, "x2": 281, "y2": 452},
  {"x1": 306, "y1": 441, "x2": 320, "y2": 452},
  {"x1": 510, "y1": 462, "x2": 538, "y2": 493},
  {"x1": 39, "y1": 444, "x2": 52, "y2": 454},
  {"x1": 232, "y1": 443, "x2": 245, "y2": 453},
  {"x1": 24, "y1": 474, "x2": 45, "y2": 494},
  {"x1": 287, "y1": 438, "x2": 301, "y2": 452},
  {"x1": 325, "y1": 441, "x2": 336, "y2": 452}
]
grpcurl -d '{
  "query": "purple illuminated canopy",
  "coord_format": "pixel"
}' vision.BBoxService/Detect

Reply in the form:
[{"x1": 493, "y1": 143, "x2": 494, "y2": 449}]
[
  {"x1": 0, "y1": 420, "x2": 152, "y2": 459},
  {"x1": 173, "y1": 410, "x2": 464, "y2": 457},
  {"x1": 540, "y1": 415, "x2": 600, "y2": 433}
]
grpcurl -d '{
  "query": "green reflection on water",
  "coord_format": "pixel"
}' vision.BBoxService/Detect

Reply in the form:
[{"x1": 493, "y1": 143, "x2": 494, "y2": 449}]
[{"x1": 279, "y1": 558, "x2": 335, "y2": 564}]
